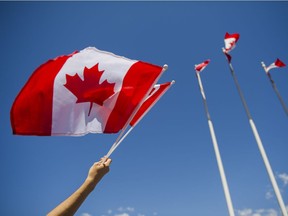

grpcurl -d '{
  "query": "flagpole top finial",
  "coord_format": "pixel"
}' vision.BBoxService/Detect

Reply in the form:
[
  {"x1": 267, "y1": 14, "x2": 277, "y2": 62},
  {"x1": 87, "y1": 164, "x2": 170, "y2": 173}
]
[{"x1": 261, "y1": 61, "x2": 266, "y2": 67}]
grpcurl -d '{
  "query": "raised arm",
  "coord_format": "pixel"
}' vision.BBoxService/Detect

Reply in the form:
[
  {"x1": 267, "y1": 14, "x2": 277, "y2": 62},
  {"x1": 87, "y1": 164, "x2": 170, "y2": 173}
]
[{"x1": 47, "y1": 157, "x2": 112, "y2": 216}]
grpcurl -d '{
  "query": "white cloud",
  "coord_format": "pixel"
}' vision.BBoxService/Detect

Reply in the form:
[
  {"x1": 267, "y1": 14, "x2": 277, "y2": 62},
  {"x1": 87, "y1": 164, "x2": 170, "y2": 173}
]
[
  {"x1": 126, "y1": 207, "x2": 134, "y2": 212},
  {"x1": 237, "y1": 208, "x2": 278, "y2": 216},
  {"x1": 104, "y1": 206, "x2": 154, "y2": 216},
  {"x1": 238, "y1": 208, "x2": 253, "y2": 216},
  {"x1": 117, "y1": 207, "x2": 124, "y2": 212},
  {"x1": 265, "y1": 190, "x2": 274, "y2": 200},
  {"x1": 114, "y1": 213, "x2": 129, "y2": 216},
  {"x1": 81, "y1": 213, "x2": 92, "y2": 216},
  {"x1": 278, "y1": 173, "x2": 288, "y2": 185}
]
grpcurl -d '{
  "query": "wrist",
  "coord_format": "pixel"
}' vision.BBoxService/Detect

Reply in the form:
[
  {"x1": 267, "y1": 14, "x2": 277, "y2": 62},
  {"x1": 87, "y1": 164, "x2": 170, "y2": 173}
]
[{"x1": 83, "y1": 178, "x2": 98, "y2": 193}]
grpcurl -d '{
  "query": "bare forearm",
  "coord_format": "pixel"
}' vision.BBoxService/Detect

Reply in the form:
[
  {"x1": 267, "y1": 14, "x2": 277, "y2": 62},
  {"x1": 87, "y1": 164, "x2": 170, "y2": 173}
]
[
  {"x1": 47, "y1": 180, "x2": 97, "y2": 216},
  {"x1": 47, "y1": 158, "x2": 111, "y2": 216}
]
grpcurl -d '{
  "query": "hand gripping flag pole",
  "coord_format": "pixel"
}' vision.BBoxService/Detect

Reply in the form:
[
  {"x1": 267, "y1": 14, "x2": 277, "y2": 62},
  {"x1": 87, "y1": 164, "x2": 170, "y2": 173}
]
[
  {"x1": 105, "y1": 65, "x2": 169, "y2": 157},
  {"x1": 106, "y1": 80, "x2": 175, "y2": 157},
  {"x1": 222, "y1": 34, "x2": 288, "y2": 216},
  {"x1": 195, "y1": 60, "x2": 235, "y2": 216},
  {"x1": 261, "y1": 59, "x2": 288, "y2": 116}
]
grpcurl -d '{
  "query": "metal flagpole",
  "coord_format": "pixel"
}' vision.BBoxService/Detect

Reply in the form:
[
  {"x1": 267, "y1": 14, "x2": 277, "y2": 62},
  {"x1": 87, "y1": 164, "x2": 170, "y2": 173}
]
[
  {"x1": 261, "y1": 62, "x2": 288, "y2": 116},
  {"x1": 223, "y1": 50, "x2": 288, "y2": 216},
  {"x1": 196, "y1": 71, "x2": 235, "y2": 216}
]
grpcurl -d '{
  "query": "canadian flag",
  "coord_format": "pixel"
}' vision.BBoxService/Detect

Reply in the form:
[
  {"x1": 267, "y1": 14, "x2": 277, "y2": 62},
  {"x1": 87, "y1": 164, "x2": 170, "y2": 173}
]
[
  {"x1": 195, "y1": 60, "x2": 210, "y2": 73},
  {"x1": 224, "y1": 32, "x2": 240, "y2": 53},
  {"x1": 11, "y1": 47, "x2": 164, "y2": 136},
  {"x1": 130, "y1": 81, "x2": 174, "y2": 127},
  {"x1": 266, "y1": 58, "x2": 286, "y2": 72}
]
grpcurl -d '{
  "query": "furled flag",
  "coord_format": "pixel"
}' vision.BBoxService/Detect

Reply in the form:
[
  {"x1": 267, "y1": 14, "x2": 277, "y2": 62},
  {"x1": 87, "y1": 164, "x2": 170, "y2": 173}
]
[
  {"x1": 195, "y1": 60, "x2": 210, "y2": 73},
  {"x1": 223, "y1": 32, "x2": 240, "y2": 63},
  {"x1": 266, "y1": 58, "x2": 286, "y2": 72},
  {"x1": 11, "y1": 47, "x2": 164, "y2": 136},
  {"x1": 130, "y1": 81, "x2": 175, "y2": 127}
]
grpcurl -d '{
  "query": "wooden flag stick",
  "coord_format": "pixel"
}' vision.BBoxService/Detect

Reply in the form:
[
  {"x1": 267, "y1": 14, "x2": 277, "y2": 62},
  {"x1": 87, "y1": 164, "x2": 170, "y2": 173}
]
[
  {"x1": 223, "y1": 51, "x2": 288, "y2": 216},
  {"x1": 196, "y1": 71, "x2": 235, "y2": 216},
  {"x1": 261, "y1": 62, "x2": 288, "y2": 116}
]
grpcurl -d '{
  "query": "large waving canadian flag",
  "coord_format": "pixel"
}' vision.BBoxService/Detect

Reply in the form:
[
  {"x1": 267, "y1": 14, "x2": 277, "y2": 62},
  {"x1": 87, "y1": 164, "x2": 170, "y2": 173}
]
[{"x1": 11, "y1": 47, "x2": 164, "y2": 136}]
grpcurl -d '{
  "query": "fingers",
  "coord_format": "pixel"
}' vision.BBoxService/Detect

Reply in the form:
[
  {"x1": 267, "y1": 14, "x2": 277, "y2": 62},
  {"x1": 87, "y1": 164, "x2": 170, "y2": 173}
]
[
  {"x1": 99, "y1": 156, "x2": 112, "y2": 167},
  {"x1": 104, "y1": 158, "x2": 112, "y2": 166}
]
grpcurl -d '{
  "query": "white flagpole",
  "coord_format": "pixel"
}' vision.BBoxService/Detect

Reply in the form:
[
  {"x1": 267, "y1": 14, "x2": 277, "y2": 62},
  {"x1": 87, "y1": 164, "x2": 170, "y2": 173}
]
[
  {"x1": 261, "y1": 62, "x2": 288, "y2": 116},
  {"x1": 106, "y1": 126, "x2": 134, "y2": 158},
  {"x1": 106, "y1": 80, "x2": 175, "y2": 157},
  {"x1": 223, "y1": 50, "x2": 288, "y2": 216},
  {"x1": 196, "y1": 71, "x2": 235, "y2": 216},
  {"x1": 105, "y1": 64, "x2": 168, "y2": 157}
]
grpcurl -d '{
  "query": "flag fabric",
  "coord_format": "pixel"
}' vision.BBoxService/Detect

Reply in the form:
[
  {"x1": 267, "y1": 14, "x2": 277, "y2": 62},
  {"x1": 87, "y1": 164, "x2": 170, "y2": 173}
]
[
  {"x1": 11, "y1": 47, "x2": 163, "y2": 136},
  {"x1": 224, "y1": 32, "x2": 240, "y2": 53},
  {"x1": 195, "y1": 60, "x2": 210, "y2": 73},
  {"x1": 130, "y1": 81, "x2": 174, "y2": 127},
  {"x1": 266, "y1": 58, "x2": 286, "y2": 72},
  {"x1": 223, "y1": 52, "x2": 232, "y2": 63}
]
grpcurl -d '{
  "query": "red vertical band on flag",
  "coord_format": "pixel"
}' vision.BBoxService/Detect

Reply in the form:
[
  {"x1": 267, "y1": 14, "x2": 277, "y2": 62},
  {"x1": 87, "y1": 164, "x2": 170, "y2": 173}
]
[
  {"x1": 130, "y1": 82, "x2": 171, "y2": 127},
  {"x1": 10, "y1": 53, "x2": 76, "y2": 135},
  {"x1": 104, "y1": 61, "x2": 162, "y2": 133}
]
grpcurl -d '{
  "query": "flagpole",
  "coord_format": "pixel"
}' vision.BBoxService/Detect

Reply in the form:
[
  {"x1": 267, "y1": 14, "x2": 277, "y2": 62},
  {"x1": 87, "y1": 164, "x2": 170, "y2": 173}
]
[
  {"x1": 261, "y1": 62, "x2": 288, "y2": 116},
  {"x1": 196, "y1": 71, "x2": 235, "y2": 216},
  {"x1": 223, "y1": 50, "x2": 288, "y2": 216},
  {"x1": 106, "y1": 80, "x2": 175, "y2": 157},
  {"x1": 105, "y1": 64, "x2": 168, "y2": 157},
  {"x1": 106, "y1": 126, "x2": 134, "y2": 157}
]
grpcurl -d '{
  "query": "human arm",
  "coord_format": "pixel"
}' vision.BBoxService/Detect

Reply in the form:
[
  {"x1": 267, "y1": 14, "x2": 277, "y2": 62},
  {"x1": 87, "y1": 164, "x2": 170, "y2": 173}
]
[{"x1": 47, "y1": 157, "x2": 112, "y2": 216}]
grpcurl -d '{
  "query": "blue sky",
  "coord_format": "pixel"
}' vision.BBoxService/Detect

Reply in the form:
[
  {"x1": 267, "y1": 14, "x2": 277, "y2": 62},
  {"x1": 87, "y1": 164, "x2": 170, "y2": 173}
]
[{"x1": 0, "y1": 2, "x2": 288, "y2": 216}]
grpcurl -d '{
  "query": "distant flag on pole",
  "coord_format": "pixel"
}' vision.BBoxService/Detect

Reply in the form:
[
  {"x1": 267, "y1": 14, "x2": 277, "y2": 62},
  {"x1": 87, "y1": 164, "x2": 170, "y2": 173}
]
[
  {"x1": 222, "y1": 33, "x2": 288, "y2": 216},
  {"x1": 224, "y1": 32, "x2": 240, "y2": 52},
  {"x1": 261, "y1": 59, "x2": 287, "y2": 116},
  {"x1": 266, "y1": 58, "x2": 286, "y2": 72},
  {"x1": 195, "y1": 60, "x2": 210, "y2": 73},
  {"x1": 194, "y1": 59, "x2": 235, "y2": 216},
  {"x1": 10, "y1": 47, "x2": 164, "y2": 136},
  {"x1": 223, "y1": 32, "x2": 240, "y2": 63}
]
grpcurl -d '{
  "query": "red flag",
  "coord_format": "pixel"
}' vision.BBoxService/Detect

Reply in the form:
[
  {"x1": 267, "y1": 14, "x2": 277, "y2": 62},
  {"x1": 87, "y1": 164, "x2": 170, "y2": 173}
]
[
  {"x1": 130, "y1": 81, "x2": 174, "y2": 127},
  {"x1": 223, "y1": 52, "x2": 232, "y2": 63},
  {"x1": 11, "y1": 47, "x2": 163, "y2": 136},
  {"x1": 266, "y1": 58, "x2": 286, "y2": 72},
  {"x1": 195, "y1": 60, "x2": 210, "y2": 73},
  {"x1": 224, "y1": 32, "x2": 240, "y2": 53}
]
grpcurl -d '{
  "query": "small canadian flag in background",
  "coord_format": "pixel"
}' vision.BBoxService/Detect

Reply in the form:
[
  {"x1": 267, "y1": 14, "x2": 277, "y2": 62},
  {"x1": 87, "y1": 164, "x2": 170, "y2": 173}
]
[
  {"x1": 195, "y1": 60, "x2": 210, "y2": 73},
  {"x1": 223, "y1": 32, "x2": 240, "y2": 63},
  {"x1": 266, "y1": 58, "x2": 286, "y2": 72},
  {"x1": 224, "y1": 32, "x2": 240, "y2": 53},
  {"x1": 11, "y1": 47, "x2": 164, "y2": 136}
]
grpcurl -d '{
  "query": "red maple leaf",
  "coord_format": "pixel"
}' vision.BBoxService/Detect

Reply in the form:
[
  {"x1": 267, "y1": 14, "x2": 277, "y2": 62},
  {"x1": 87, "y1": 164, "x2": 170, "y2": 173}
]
[{"x1": 64, "y1": 63, "x2": 115, "y2": 116}]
